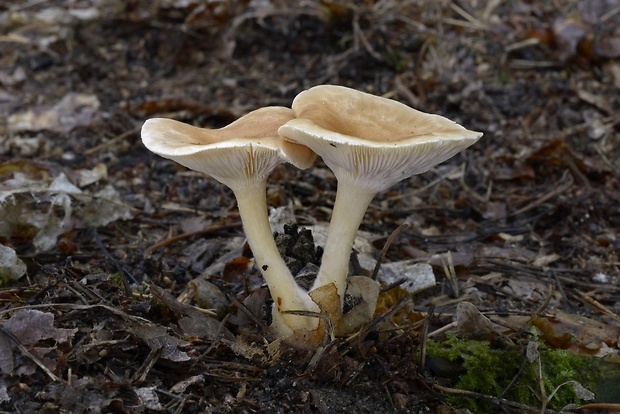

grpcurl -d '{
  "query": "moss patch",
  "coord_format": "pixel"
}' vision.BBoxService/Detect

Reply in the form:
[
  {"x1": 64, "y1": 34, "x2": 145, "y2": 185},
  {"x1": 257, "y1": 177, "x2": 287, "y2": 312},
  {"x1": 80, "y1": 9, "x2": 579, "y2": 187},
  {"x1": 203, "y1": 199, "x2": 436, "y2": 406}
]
[{"x1": 426, "y1": 333, "x2": 600, "y2": 411}]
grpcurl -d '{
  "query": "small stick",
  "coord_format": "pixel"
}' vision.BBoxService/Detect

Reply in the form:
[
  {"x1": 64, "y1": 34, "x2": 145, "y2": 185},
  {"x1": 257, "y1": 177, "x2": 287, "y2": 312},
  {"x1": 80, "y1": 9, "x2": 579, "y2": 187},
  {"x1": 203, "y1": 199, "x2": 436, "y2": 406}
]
[
  {"x1": 440, "y1": 251, "x2": 459, "y2": 297},
  {"x1": 575, "y1": 290, "x2": 620, "y2": 324},
  {"x1": 431, "y1": 384, "x2": 566, "y2": 414},
  {"x1": 418, "y1": 303, "x2": 435, "y2": 371},
  {"x1": 512, "y1": 172, "x2": 573, "y2": 216},
  {"x1": 146, "y1": 222, "x2": 242, "y2": 253},
  {"x1": 84, "y1": 127, "x2": 140, "y2": 155},
  {"x1": 427, "y1": 320, "x2": 457, "y2": 338},
  {"x1": 93, "y1": 228, "x2": 136, "y2": 294},
  {"x1": 227, "y1": 294, "x2": 266, "y2": 328},
  {"x1": 371, "y1": 222, "x2": 410, "y2": 281}
]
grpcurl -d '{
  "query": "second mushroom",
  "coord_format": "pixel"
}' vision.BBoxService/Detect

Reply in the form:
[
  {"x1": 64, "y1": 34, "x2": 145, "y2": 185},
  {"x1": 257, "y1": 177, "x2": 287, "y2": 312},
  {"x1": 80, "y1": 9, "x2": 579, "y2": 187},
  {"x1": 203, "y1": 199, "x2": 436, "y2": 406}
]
[{"x1": 279, "y1": 85, "x2": 482, "y2": 315}]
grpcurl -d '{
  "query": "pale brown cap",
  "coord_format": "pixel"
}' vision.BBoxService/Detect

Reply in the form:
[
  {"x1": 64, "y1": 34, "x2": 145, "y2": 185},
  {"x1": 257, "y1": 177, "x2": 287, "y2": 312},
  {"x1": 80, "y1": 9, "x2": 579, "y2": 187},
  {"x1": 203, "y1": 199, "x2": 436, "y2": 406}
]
[
  {"x1": 279, "y1": 85, "x2": 482, "y2": 192},
  {"x1": 142, "y1": 106, "x2": 316, "y2": 187}
]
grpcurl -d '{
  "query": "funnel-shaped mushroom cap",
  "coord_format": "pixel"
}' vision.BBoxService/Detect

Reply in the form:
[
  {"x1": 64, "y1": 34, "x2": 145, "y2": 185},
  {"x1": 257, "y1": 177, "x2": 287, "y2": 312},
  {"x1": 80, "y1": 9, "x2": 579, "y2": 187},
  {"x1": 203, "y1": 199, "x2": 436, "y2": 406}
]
[
  {"x1": 279, "y1": 85, "x2": 482, "y2": 193},
  {"x1": 142, "y1": 107, "x2": 316, "y2": 188}
]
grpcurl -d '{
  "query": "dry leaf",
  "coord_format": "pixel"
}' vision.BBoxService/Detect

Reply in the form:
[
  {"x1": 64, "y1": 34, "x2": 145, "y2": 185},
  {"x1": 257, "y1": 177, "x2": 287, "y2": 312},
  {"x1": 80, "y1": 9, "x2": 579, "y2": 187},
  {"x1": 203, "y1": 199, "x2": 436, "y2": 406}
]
[
  {"x1": 2, "y1": 309, "x2": 76, "y2": 346},
  {"x1": 131, "y1": 324, "x2": 191, "y2": 362},
  {"x1": 150, "y1": 283, "x2": 232, "y2": 342},
  {"x1": 7, "y1": 93, "x2": 100, "y2": 133},
  {"x1": 0, "y1": 244, "x2": 26, "y2": 283},
  {"x1": 0, "y1": 333, "x2": 14, "y2": 375},
  {"x1": 335, "y1": 276, "x2": 380, "y2": 336},
  {"x1": 456, "y1": 301, "x2": 496, "y2": 340}
]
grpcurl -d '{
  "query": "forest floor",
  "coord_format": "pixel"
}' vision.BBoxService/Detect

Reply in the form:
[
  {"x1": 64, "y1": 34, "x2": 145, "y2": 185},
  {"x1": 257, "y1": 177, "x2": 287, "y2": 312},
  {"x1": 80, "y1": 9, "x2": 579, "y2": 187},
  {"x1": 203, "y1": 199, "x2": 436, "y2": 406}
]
[{"x1": 1, "y1": 0, "x2": 619, "y2": 413}]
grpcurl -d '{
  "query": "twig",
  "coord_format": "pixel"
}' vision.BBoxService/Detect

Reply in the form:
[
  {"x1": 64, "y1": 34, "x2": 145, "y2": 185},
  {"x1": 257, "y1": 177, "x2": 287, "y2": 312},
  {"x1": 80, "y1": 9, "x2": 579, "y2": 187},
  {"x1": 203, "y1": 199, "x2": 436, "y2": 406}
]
[
  {"x1": 379, "y1": 278, "x2": 407, "y2": 293},
  {"x1": 0, "y1": 303, "x2": 153, "y2": 325},
  {"x1": 352, "y1": 12, "x2": 383, "y2": 61},
  {"x1": 227, "y1": 294, "x2": 266, "y2": 328},
  {"x1": 548, "y1": 270, "x2": 574, "y2": 312},
  {"x1": 84, "y1": 127, "x2": 140, "y2": 155},
  {"x1": 578, "y1": 403, "x2": 620, "y2": 411},
  {"x1": 418, "y1": 304, "x2": 435, "y2": 371},
  {"x1": 414, "y1": 39, "x2": 430, "y2": 103},
  {"x1": 537, "y1": 350, "x2": 549, "y2": 414},
  {"x1": 145, "y1": 222, "x2": 242, "y2": 253},
  {"x1": 393, "y1": 75, "x2": 420, "y2": 107},
  {"x1": 499, "y1": 347, "x2": 529, "y2": 398},
  {"x1": 387, "y1": 165, "x2": 461, "y2": 201},
  {"x1": 431, "y1": 383, "x2": 569, "y2": 414},
  {"x1": 93, "y1": 228, "x2": 135, "y2": 294},
  {"x1": 427, "y1": 320, "x2": 457, "y2": 338},
  {"x1": 574, "y1": 290, "x2": 620, "y2": 325},
  {"x1": 594, "y1": 143, "x2": 618, "y2": 172},
  {"x1": 482, "y1": 0, "x2": 503, "y2": 21},
  {"x1": 371, "y1": 222, "x2": 410, "y2": 280},
  {"x1": 444, "y1": 3, "x2": 487, "y2": 31},
  {"x1": 459, "y1": 162, "x2": 490, "y2": 204},
  {"x1": 533, "y1": 282, "x2": 554, "y2": 315},
  {"x1": 509, "y1": 59, "x2": 559, "y2": 69},
  {"x1": 132, "y1": 346, "x2": 162, "y2": 384},
  {"x1": 440, "y1": 251, "x2": 459, "y2": 297},
  {"x1": 511, "y1": 171, "x2": 573, "y2": 216},
  {"x1": 347, "y1": 295, "x2": 410, "y2": 344}
]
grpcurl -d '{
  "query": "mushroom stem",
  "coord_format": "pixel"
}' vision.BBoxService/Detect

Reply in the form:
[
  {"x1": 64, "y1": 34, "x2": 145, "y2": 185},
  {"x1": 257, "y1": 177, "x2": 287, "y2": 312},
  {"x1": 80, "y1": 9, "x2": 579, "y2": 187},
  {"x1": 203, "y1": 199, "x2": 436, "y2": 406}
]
[
  {"x1": 231, "y1": 181, "x2": 318, "y2": 334},
  {"x1": 310, "y1": 179, "x2": 376, "y2": 305}
]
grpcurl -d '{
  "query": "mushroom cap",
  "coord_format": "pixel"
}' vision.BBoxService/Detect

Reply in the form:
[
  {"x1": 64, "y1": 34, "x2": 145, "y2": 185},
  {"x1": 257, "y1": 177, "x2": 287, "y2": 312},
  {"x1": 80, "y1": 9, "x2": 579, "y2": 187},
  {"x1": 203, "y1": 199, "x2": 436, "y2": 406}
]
[
  {"x1": 142, "y1": 106, "x2": 316, "y2": 187},
  {"x1": 279, "y1": 85, "x2": 482, "y2": 193}
]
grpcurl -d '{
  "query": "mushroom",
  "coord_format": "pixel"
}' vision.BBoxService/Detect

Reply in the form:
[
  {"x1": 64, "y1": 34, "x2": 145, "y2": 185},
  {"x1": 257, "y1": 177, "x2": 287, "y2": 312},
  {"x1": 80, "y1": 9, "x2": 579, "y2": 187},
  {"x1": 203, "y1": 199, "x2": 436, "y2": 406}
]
[
  {"x1": 141, "y1": 107, "x2": 319, "y2": 336},
  {"x1": 279, "y1": 85, "x2": 482, "y2": 307}
]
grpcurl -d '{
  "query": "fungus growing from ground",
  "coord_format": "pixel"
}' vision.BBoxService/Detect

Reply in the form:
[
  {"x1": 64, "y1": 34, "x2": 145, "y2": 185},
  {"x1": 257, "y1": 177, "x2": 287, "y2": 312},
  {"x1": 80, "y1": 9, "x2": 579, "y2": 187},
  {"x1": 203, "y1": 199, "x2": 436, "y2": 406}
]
[
  {"x1": 141, "y1": 107, "x2": 318, "y2": 336},
  {"x1": 279, "y1": 85, "x2": 483, "y2": 311}
]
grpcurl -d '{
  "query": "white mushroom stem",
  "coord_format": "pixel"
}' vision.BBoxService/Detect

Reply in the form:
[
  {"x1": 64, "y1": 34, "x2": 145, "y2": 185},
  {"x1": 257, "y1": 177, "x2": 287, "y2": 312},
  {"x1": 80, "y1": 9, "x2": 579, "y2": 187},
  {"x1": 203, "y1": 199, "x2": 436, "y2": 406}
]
[
  {"x1": 310, "y1": 177, "x2": 375, "y2": 305},
  {"x1": 231, "y1": 181, "x2": 318, "y2": 334}
]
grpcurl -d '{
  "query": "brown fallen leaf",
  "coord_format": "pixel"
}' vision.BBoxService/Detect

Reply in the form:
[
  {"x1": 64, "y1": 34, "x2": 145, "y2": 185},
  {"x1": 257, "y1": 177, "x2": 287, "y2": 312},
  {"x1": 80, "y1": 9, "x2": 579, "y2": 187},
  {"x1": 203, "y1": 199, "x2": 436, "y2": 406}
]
[{"x1": 502, "y1": 311, "x2": 620, "y2": 356}]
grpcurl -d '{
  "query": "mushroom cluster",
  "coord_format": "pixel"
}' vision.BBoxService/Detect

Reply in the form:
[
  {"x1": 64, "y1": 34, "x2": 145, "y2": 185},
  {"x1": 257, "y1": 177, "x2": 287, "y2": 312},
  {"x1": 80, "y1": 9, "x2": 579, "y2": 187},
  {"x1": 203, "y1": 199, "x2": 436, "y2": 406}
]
[{"x1": 142, "y1": 85, "x2": 482, "y2": 346}]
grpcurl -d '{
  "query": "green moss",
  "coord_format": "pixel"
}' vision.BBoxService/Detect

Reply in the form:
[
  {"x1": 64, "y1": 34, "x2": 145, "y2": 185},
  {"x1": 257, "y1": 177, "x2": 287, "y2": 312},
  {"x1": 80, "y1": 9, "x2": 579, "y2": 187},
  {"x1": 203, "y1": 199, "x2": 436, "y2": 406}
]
[
  {"x1": 109, "y1": 272, "x2": 126, "y2": 289},
  {"x1": 426, "y1": 333, "x2": 600, "y2": 412},
  {"x1": 0, "y1": 271, "x2": 11, "y2": 286},
  {"x1": 383, "y1": 49, "x2": 407, "y2": 73}
]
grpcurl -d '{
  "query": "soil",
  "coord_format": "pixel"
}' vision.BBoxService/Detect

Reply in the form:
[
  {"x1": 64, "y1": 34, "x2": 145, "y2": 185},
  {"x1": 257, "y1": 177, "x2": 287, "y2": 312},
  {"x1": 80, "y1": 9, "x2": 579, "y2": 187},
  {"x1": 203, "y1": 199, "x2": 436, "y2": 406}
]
[{"x1": 1, "y1": 1, "x2": 619, "y2": 413}]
